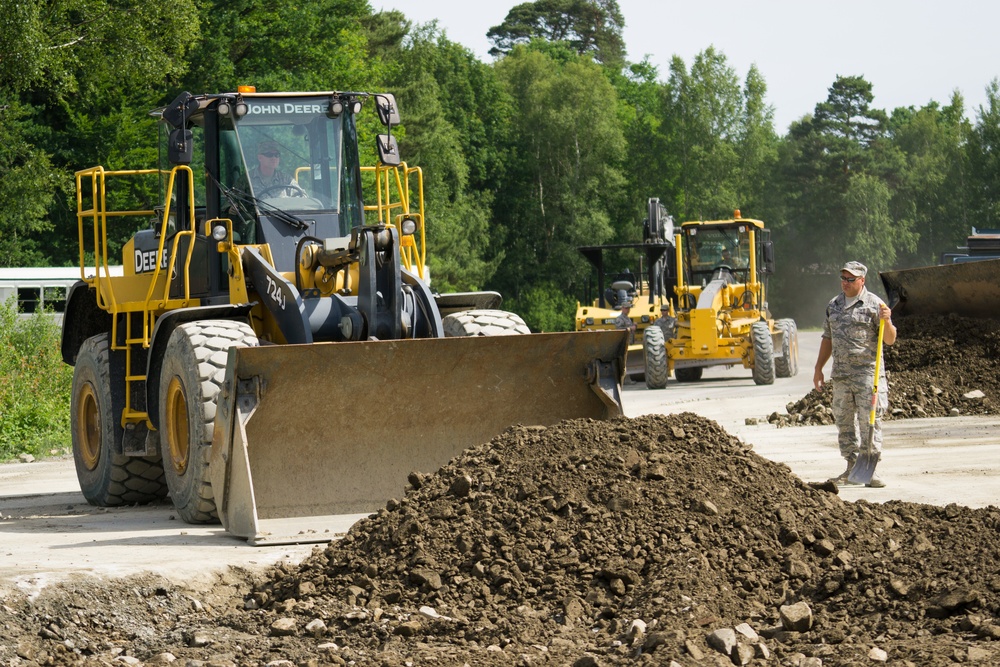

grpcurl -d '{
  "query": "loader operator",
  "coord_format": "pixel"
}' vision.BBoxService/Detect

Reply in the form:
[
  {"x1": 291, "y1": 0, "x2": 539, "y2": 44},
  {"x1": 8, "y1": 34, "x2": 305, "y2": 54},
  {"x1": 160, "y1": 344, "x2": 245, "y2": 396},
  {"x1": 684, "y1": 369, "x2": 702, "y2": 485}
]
[
  {"x1": 813, "y1": 261, "x2": 897, "y2": 488},
  {"x1": 240, "y1": 140, "x2": 296, "y2": 196},
  {"x1": 228, "y1": 140, "x2": 298, "y2": 242}
]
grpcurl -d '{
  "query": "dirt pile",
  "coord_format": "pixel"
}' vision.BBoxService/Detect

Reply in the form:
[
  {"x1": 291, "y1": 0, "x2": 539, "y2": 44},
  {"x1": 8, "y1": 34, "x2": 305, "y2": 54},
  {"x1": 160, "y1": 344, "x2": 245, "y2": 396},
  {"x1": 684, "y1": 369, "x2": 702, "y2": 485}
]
[
  {"x1": 769, "y1": 314, "x2": 1000, "y2": 427},
  {"x1": 3, "y1": 413, "x2": 999, "y2": 666}
]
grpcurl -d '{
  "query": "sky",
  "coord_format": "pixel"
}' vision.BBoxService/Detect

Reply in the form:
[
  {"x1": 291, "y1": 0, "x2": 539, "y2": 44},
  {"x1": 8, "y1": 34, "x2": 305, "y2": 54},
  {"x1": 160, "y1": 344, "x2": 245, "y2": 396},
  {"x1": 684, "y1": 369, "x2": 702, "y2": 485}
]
[{"x1": 375, "y1": 0, "x2": 1000, "y2": 133}]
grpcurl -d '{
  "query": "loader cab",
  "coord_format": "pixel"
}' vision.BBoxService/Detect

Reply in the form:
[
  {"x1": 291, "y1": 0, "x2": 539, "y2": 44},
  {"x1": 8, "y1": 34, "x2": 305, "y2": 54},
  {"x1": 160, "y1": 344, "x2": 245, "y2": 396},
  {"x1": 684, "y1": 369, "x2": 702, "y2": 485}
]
[{"x1": 155, "y1": 91, "x2": 373, "y2": 278}]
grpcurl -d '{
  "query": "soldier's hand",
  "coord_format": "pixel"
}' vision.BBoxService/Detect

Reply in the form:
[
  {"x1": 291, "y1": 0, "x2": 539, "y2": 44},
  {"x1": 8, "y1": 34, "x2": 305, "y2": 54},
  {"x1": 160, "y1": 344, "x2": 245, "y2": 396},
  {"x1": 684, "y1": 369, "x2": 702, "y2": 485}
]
[
  {"x1": 878, "y1": 304, "x2": 892, "y2": 320},
  {"x1": 813, "y1": 368, "x2": 825, "y2": 392}
]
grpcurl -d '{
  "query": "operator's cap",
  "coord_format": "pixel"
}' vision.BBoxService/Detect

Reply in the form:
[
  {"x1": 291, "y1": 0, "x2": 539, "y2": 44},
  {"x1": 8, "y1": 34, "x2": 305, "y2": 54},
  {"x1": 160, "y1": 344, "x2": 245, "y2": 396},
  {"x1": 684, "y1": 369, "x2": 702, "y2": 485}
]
[
  {"x1": 660, "y1": 304, "x2": 669, "y2": 311},
  {"x1": 841, "y1": 261, "x2": 868, "y2": 277},
  {"x1": 258, "y1": 140, "x2": 281, "y2": 155}
]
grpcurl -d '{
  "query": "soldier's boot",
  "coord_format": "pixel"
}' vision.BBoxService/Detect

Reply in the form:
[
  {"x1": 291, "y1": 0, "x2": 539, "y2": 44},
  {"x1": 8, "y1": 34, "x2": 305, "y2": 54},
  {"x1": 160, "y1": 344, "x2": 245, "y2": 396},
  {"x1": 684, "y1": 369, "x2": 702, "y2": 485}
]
[
  {"x1": 829, "y1": 455, "x2": 860, "y2": 486},
  {"x1": 866, "y1": 455, "x2": 886, "y2": 488}
]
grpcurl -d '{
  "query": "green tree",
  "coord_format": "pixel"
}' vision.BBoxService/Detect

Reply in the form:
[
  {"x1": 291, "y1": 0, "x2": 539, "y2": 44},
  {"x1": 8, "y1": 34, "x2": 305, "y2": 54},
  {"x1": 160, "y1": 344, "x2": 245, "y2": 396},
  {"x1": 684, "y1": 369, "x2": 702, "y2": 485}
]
[
  {"x1": 736, "y1": 65, "x2": 779, "y2": 217},
  {"x1": 1, "y1": 0, "x2": 200, "y2": 267},
  {"x1": 369, "y1": 20, "x2": 513, "y2": 291},
  {"x1": 658, "y1": 48, "x2": 775, "y2": 221},
  {"x1": 888, "y1": 95, "x2": 971, "y2": 266},
  {"x1": 776, "y1": 75, "x2": 909, "y2": 272},
  {"x1": 181, "y1": 0, "x2": 378, "y2": 94},
  {"x1": 487, "y1": 0, "x2": 625, "y2": 67},
  {"x1": 491, "y1": 46, "x2": 626, "y2": 330},
  {"x1": 966, "y1": 79, "x2": 1000, "y2": 228},
  {"x1": 0, "y1": 103, "x2": 58, "y2": 266},
  {"x1": 841, "y1": 172, "x2": 903, "y2": 267}
]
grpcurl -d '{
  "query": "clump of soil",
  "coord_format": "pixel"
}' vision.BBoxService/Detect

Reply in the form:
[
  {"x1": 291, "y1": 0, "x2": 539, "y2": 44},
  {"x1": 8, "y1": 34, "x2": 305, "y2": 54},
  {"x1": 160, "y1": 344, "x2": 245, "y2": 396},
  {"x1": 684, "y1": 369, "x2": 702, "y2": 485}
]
[
  {"x1": 770, "y1": 314, "x2": 1000, "y2": 426},
  {"x1": 3, "y1": 413, "x2": 999, "y2": 666}
]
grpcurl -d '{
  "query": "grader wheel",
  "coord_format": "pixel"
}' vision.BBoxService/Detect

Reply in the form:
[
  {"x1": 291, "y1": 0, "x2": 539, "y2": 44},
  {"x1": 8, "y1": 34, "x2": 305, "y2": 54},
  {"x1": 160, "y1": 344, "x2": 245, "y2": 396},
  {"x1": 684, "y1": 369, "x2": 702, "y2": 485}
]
[
  {"x1": 642, "y1": 326, "x2": 669, "y2": 389},
  {"x1": 775, "y1": 318, "x2": 799, "y2": 378},
  {"x1": 751, "y1": 321, "x2": 776, "y2": 386}
]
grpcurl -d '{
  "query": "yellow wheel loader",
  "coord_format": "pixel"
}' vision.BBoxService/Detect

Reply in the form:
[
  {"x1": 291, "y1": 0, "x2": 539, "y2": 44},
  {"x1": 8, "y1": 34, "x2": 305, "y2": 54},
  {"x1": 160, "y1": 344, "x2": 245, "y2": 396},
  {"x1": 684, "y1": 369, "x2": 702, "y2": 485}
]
[
  {"x1": 880, "y1": 227, "x2": 1000, "y2": 319},
  {"x1": 61, "y1": 89, "x2": 626, "y2": 544},
  {"x1": 641, "y1": 211, "x2": 799, "y2": 388}
]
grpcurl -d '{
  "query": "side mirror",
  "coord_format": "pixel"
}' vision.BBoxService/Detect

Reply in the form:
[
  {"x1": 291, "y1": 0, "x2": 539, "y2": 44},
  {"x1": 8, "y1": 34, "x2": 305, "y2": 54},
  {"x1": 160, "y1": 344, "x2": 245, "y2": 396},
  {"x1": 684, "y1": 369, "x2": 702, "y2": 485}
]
[
  {"x1": 168, "y1": 128, "x2": 193, "y2": 165},
  {"x1": 761, "y1": 241, "x2": 775, "y2": 275},
  {"x1": 162, "y1": 91, "x2": 198, "y2": 129},
  {"x1": 376, "y1": 134, "x2": 400, "y2": 166},
  {"x1": 376, "y1": 94, "x2": 400, "y2": 128}
]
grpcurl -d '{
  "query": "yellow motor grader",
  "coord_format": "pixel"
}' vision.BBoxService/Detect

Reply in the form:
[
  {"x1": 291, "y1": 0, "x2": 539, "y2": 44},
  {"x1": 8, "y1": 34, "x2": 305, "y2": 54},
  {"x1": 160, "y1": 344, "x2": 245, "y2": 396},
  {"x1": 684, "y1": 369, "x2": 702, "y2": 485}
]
[
  {"x1": 641, "y1": 211, "x2": 799, "y2": 388},
  {"x1": 62, "y1": 88, "x2": 626, "y2": 544}
]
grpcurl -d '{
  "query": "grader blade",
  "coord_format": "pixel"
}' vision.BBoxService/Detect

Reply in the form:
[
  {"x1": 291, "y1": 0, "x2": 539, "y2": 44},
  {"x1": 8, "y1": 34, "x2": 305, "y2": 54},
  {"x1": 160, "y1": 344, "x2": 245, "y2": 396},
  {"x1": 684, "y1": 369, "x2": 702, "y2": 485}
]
[
  {"x1": 880, "y1": 259, "x2": 1000, "y2": 319},
  {"x1": 209, "y1": 330, "x2": 627, "y2": 545}
]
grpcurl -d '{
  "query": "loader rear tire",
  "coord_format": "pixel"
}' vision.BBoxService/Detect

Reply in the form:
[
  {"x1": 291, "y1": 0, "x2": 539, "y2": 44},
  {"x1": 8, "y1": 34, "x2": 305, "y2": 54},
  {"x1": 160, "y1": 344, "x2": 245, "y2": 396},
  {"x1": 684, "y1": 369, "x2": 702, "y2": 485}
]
[
  {"x1": 774, "y1": 318, "x2": 799, "y2": 378},
  {"x1": 159, "y1": 320, "x2": 258, "y2": 524},
  {"x1": 442, "y1": 309, "x2": 530, "y2": 336},
  {"x1": 751, "y1": 321, "x2": 776, "y2": 386},
  {"x1": 674, "y1": 367, "x2": 703, "y2": 383},
  {"x1": 72, "y1": 334, "x2": 167, "y2": 506},
  {"x1": 642, "y1": 326, "x2": 669, "y2": 389}
]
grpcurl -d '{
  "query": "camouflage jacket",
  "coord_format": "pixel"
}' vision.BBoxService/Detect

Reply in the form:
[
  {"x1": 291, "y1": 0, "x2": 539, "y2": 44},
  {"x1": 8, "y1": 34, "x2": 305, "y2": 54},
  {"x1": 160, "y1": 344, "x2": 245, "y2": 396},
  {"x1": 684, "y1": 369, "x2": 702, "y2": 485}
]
[
  {"x1": 613, "y1": 312, "x2": 635, "y2": 344},
  {"x1": 821, "y1": 287, "x2": 887, "y2": 380},
  {"x1": 654, "y1": 315, "x2": 676, "y2": 339}
]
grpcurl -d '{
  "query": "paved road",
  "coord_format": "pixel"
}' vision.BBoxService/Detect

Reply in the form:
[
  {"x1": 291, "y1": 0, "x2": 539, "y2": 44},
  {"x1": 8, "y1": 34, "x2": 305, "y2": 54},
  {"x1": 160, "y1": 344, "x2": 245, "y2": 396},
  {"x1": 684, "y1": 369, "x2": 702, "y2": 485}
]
[{"x1": 1, "y1": 331, "x2": 997, "y2": 594}]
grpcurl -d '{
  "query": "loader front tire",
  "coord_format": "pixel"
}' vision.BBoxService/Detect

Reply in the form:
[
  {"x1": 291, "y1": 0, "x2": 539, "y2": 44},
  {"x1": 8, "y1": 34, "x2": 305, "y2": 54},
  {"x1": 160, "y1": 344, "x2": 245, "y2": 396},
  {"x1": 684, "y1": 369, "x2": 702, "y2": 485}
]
[
  {"x1": 774, "y1": 318, "x2": 799, "y2": 378},
  {"x1": 72, "y1": 334, "x2": 167, "y2": 506},
  {"x1": 442, "y1": 309, "x2": 530, "y2": 336},
  {"x1": 642, "y1": 326, "x2": 669, "y2": 389},
  {"x1": 159, "y1": 320, "x2": 258, "y2": 523},
  {"x1": 751, "y1": 321, "x2": 776, "y2": 386}
]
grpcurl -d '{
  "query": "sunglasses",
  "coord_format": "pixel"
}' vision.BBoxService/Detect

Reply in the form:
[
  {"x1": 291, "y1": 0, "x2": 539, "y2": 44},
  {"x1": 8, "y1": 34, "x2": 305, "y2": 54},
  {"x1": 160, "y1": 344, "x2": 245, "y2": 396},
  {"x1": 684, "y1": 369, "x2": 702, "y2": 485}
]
[
  {"x1": 840, "y1": 276, "x2": 860, "y2": 283},
  {"x1": 260, "y1": 151, "x2": 280, "y2": 158}
]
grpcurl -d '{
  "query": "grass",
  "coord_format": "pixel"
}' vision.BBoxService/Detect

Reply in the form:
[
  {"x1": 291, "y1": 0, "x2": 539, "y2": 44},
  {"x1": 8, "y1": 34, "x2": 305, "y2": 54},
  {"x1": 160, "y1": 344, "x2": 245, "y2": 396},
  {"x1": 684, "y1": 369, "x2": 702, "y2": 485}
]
[{"x1": 0, "y1": 299, "x2": 73, "y2": 462}]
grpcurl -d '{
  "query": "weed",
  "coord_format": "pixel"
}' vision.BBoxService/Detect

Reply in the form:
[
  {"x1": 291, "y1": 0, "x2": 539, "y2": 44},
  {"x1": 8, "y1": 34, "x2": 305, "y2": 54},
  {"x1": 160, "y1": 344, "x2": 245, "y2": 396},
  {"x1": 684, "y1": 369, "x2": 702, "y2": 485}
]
[{"x1": 0, "y1": 298, "x2": 72, "y2": 461}]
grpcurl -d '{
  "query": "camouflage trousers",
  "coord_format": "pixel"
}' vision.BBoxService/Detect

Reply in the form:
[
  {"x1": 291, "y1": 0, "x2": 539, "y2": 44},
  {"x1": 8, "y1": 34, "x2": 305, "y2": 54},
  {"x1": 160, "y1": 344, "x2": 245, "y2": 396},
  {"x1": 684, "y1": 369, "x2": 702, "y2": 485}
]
[{"x1": 832, "y1": 374, "x2": 888, "y2": 460}]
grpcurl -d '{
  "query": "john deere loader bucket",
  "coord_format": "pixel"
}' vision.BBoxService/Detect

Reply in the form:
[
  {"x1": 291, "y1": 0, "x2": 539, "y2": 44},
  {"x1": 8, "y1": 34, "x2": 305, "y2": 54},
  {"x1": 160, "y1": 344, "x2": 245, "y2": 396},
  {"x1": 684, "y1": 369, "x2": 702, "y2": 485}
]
[
  {"x1": 209, "y1": 330, "x2": 627, "y2": 544},
  {"x1": 880, "y1": 259, "x2": 1000, "y2": 319}
]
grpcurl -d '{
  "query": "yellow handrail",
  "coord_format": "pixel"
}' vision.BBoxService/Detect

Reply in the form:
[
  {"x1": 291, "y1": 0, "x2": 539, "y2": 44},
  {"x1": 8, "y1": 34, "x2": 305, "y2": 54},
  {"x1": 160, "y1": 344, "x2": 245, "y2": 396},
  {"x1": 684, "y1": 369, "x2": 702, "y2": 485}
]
[
  {"x1": 361, "y1": 162, "x2": 426, "y2": 280},
  {"x1": 74, "y1": 164, "x2": 197, "y2": 348}
]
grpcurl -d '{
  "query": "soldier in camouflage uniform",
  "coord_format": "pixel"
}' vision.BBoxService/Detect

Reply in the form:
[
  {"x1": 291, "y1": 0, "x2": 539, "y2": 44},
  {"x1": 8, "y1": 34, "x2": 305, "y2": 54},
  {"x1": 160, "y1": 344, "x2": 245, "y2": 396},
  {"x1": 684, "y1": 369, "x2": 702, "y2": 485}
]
[
  {"x1": 654, "y1": 304, "x2": 676, "y2": 340},
  {"x1": 813, "y1": 261, "x2": 897, "y2": 487},
  {"x1": 613, "y1": 301, "x2": 637, "y2": 344}
]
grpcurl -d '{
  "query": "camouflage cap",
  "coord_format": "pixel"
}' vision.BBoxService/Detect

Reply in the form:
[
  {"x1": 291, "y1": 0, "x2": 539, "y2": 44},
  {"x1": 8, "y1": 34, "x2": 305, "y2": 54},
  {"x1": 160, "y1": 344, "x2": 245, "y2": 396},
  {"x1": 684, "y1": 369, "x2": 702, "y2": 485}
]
[
  {"x1": 257, "y1": 140, "x2": 281, "y2": 155},
  {"x1": 841, "y1": 261, "x2": 867, "y2": 277}
]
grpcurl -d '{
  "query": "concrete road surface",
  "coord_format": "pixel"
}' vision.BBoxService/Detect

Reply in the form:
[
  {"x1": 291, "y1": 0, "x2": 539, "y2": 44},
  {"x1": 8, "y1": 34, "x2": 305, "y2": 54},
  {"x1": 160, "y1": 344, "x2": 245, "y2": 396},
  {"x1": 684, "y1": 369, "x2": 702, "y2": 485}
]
[
  {"x1": 622, "y1": 331, "x2": 1000, "y2": 510},
  {"x1": 1, "y1": 331, "x2": 997, "y2": 594}
]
